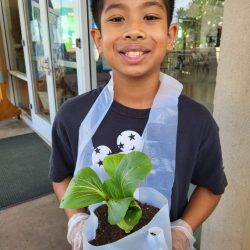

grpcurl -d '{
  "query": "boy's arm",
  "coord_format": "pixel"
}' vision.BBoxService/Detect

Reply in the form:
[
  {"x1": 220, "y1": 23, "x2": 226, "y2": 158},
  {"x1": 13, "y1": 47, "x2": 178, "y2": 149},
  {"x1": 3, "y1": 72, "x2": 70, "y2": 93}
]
[
  {"x1": 171, "y1": 186, "x2": 221, "y2": 249},
  {"x1": 181, "y1": 186, "x2": 221, "y2": 232},
  {"x1": 53, "y1": 177, "x2": 86, "y2": 219}
]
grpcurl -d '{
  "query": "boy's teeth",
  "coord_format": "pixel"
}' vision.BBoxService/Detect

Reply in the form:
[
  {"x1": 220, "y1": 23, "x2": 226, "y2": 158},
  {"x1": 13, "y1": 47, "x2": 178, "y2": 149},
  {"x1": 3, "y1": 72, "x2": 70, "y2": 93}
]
[{"x1": 125, "y1": 51, "x2": 144, "y2": 57}]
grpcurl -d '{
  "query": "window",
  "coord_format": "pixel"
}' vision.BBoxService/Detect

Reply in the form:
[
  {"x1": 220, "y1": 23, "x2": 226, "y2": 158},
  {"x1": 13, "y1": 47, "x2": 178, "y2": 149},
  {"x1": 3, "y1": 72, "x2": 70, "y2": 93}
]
[{"x1": 162, "y1": 0, "x2": 225, "y2": 112}]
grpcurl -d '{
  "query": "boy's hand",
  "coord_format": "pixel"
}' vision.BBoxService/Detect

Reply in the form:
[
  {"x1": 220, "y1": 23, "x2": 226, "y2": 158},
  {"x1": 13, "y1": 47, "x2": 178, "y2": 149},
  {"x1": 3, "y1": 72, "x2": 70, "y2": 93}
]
[
  {"x1": 67, "y1": 213, "x2": 89, "y2": 250},
  {"x1": 171, "y1": 228, "x2": 191, "y2": 250},
  {"x1": 171, "y1": 219, "x2": 196, "y2": 250}
]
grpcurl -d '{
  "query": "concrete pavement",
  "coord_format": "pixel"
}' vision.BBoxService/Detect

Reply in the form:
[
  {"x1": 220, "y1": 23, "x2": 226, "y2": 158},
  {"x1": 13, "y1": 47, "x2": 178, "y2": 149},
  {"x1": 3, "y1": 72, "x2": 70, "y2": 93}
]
[{"x1": 0, "y1": 194, "x2": 71, "y2": 250}]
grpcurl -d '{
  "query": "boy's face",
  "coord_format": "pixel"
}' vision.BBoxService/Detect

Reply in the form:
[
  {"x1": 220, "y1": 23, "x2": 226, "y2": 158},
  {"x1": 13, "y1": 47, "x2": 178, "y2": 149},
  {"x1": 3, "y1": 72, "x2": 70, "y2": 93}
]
[{"x1": 91, "y1": 0, "x2": 177, "y2": 79}]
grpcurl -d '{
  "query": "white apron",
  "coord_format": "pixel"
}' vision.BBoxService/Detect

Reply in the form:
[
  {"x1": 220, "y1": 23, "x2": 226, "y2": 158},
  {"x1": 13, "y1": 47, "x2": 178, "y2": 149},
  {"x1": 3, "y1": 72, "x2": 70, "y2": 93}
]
[{"x1": 74, "y1": 72, "x2": 183, "y2": 208}]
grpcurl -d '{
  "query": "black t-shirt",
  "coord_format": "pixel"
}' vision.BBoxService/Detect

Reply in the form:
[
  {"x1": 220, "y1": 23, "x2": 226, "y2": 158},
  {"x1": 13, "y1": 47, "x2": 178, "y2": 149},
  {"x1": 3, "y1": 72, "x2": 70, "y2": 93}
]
[{"x1": 49, "y1": 86, "x2": 227, "y2": 221}]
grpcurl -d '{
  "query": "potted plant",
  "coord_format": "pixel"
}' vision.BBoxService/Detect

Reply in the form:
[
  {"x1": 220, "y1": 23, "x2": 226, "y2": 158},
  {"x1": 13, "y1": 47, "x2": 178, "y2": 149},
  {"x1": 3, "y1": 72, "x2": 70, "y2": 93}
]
[{"x1": 60, "y1": 151, "x2": 172, "y2": 249}]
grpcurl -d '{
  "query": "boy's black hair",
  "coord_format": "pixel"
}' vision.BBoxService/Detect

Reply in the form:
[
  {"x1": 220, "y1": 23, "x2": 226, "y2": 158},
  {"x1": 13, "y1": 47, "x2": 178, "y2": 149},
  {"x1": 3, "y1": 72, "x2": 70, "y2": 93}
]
[{"x1": 91, "y1": 0, "x2": 175, "y2": 30}]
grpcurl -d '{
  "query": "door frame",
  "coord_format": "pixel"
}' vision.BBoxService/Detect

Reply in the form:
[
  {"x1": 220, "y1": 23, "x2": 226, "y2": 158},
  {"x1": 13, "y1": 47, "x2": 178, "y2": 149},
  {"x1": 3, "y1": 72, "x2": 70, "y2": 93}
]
[
  {"x1": 75, "y1": 0, "x2": 92, "y2": 94},
  {"x1": 0, "y1": 0, "x2": 20, "y2": 105}
]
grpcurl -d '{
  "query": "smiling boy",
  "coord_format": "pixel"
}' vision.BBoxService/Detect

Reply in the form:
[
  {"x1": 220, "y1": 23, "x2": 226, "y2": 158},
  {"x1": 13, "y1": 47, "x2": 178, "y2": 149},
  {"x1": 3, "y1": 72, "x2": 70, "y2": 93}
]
[
  {"x1": 49, "y1": 0, "x2": 227, "y2": 249},
  {"x1": 91, "y1": 0, "x2": 175, "y2": 109}
]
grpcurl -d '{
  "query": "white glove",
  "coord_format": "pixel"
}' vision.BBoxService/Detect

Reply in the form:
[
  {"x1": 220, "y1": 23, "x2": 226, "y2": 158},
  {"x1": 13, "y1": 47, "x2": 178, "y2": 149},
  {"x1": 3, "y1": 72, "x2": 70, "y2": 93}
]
[
  {"x1": 171, "y1": 219, "x2": 196, "y2": 250},
  {"x1": 67, "y1": 213, "x2": 89, "y2": 250}
]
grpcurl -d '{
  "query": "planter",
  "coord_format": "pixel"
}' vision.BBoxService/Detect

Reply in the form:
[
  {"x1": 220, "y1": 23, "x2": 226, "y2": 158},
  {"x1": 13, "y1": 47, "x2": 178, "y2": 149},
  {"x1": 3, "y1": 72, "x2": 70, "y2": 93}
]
[
  {"x1": 89, "y1": 201, "x2": 159, "y2": 245},
  {"x1": 82, "y1": 187, "x2": 172, "y2": 250}
]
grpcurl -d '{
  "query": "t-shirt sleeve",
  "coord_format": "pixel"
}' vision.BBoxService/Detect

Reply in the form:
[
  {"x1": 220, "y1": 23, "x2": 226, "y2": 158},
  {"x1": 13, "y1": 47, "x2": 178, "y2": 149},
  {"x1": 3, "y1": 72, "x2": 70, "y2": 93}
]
[
  {"x1": 191, "y1": 115, "x2": 227, "y2": 194},
  {"x1": 49, "y1": 113, "x2": 75, "y2": 182}
]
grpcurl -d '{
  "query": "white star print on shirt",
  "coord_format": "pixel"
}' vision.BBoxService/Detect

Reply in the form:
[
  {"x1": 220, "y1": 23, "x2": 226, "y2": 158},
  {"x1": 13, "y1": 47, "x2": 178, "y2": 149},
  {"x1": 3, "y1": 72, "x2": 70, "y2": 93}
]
[
  {"x1": 92, "y1": 145, "x2": 112, "y2": 168},
  {"x1": 117, "y1": 130, "x2": 143, "y2": 153},
  {"x1": 91, "y1": 130, "x2": 143, "y2": 167}
]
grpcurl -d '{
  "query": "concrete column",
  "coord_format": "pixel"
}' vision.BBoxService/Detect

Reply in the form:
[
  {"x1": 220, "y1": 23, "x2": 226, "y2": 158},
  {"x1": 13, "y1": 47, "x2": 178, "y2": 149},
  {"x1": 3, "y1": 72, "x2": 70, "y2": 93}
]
[{"x1": 200, "y1": 0, "x2": 250, "y2": 249}]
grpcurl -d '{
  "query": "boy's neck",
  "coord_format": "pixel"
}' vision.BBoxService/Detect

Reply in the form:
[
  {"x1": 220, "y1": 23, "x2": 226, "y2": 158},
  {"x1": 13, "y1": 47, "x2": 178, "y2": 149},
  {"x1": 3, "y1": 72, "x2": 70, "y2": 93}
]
[{"x1": 112, "y1": 71, "x2": 160, "y2": 109}]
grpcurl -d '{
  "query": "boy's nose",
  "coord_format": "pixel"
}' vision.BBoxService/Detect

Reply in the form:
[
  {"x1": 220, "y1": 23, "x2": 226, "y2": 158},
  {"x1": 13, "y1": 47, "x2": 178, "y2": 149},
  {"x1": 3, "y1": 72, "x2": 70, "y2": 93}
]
[{"x1": 123, "y1": 30, "x2": 146, "y2": 41}]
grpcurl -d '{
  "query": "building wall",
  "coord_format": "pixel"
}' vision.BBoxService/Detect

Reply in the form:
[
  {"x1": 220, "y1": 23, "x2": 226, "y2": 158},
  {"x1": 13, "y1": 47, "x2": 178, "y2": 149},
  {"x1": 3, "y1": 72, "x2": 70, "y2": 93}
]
[{"x1": 200, "y1": 0, "x2": 250, "y2": 249}]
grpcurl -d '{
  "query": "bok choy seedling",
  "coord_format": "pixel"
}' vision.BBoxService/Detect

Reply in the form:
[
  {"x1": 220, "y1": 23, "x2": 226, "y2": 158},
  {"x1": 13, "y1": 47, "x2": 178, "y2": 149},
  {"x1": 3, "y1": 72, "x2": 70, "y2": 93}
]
[{"x1": 60, "y1": 151, "x2": 152, "y2": 233}]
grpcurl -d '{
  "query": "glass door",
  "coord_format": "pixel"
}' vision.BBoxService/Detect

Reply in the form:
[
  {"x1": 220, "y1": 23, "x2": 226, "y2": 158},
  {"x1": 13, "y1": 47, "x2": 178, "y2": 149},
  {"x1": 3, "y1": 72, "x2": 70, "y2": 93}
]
[
  {"x1": 18, "y1": 0, "x2": 57, "y2": 141},
  {"x1": 47, "y1": 0, "x2": 79, "y2": 110},
  {"x1": 46, "y1": 0, "x2": 92, "y2": 107},
  {"x1": 26, "y1": 0, "x2": 53, "y2": 120}
]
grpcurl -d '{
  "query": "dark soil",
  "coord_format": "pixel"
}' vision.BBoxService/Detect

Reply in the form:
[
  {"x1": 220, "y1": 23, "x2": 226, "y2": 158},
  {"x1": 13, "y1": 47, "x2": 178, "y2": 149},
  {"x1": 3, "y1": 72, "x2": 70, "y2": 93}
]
[{"x1": 89, "y1": 201, "x2": 159, "y2": 246}]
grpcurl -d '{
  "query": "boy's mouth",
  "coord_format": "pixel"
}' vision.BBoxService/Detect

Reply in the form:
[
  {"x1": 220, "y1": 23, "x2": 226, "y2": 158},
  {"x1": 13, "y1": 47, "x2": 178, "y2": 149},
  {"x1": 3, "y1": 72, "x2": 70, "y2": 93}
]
[
  {"x1": 124, "y1": 51, "x2": 145, "y2": 57},
  {"x1": 119, "y1": 47, "x2": 151, "y2": 57},
  {"x1": 118, "y1": 47, "x2": 151, "y2": 63}
]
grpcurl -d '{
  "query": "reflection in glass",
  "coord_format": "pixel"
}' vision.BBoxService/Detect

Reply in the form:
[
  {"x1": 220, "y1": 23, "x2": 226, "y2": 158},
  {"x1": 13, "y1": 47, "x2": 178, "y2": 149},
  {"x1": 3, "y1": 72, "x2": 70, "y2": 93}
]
[
  {"x1": 25, "y1": 0, "x2": 50, "y2": 120},
  {"x1": 12, "y1": 77, "x2": 31, "y2": 116},
  {"x1": 48, "y1": 0, "x2": 79, "y2": 110},
  {"x1": 161, "y1": 0, "x2": 225, "y2": 112},
  {"x1": 4, "y1": 0, "x2": 26, "y2": 73}
]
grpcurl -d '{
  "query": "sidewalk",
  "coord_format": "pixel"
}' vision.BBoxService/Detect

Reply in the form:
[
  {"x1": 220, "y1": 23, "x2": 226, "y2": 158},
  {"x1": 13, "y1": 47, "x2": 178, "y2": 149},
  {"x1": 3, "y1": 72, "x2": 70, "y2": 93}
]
[
  {"x1": 0, "y1": 118, "x2": 70, "y2": 250},
  {"x1": 0, "y1": 118, "x2": 33, "y2": 139},
  {"x1": 0, "y1": 194, "x2": 70, "y2": 250}
]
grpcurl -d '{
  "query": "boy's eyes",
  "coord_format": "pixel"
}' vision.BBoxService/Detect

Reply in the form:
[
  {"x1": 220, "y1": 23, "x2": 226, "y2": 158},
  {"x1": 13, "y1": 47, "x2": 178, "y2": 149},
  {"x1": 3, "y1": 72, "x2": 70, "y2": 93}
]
[
  {"x1": 144, "y1": 15, "x2": 160, "y2": 21},
  {"x1": 108, "y1": 15, "x2": 160, "y2": 23},
  {"x1": 108, "y1": 16, "x2": 125, "y2": 23}
]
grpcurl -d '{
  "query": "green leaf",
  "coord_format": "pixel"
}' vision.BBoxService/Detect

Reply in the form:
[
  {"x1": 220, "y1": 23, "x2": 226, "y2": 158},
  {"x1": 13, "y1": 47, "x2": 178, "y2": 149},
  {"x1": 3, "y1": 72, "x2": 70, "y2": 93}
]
[
  {"x1": 107, "y1": 197, "x2": 134, "y2": 225},
  {"x1": 103, "y1": 153, "x2": 125, "y2": 178},
  {"x1": 117, "y1": 200, "x2": 142, "y2": 233},
  {"x1": 114, "y1": 151, "x2": 152, "y2": 197},
  {"x1": 60, "y1": 167, "x2": 107, "y2": 209},
  {"x1": 103, "y1": 179, "x2": 123, "y2": 199}
]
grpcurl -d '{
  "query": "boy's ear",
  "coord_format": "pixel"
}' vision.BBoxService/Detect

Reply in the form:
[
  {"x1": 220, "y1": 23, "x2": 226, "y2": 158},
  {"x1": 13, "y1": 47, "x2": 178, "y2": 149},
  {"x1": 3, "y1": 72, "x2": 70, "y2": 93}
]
[
  {"x1": 166, "y1": 24, "x2": 178, "y2": 52},
  {"x1": 91, "y1": 28, "x2": 103, "y2": 56}
]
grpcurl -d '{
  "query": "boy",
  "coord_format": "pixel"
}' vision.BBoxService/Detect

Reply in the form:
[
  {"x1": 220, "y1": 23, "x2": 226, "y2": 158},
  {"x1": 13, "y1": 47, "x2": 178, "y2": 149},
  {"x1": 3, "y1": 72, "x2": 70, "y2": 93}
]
[{"x1": 49, "y1": 0, "x2": 227, "y2": 249}]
